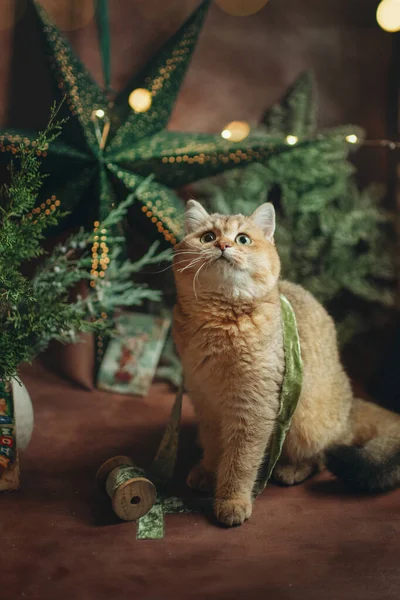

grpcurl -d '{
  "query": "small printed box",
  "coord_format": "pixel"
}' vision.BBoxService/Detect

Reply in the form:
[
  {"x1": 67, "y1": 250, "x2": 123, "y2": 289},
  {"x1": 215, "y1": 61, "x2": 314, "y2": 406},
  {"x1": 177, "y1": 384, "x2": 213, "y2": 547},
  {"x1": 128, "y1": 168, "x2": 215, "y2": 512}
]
[
  {"x1": 0, "y1": 380, "x2": 20, "y2": 492},
  {"x1": 97, "y1": 312, "x2": 171, "y2": 396}
]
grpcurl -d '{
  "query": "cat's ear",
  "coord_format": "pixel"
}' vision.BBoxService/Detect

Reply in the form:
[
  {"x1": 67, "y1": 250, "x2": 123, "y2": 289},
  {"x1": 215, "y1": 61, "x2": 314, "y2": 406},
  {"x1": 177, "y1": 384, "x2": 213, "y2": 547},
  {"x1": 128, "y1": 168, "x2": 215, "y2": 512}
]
[
  {"x1": 185, "y1": 200, "x2": 209, "y2": 234},
  {"x1": 251, "y1": 203, "x2": 275, "y2": 241}
]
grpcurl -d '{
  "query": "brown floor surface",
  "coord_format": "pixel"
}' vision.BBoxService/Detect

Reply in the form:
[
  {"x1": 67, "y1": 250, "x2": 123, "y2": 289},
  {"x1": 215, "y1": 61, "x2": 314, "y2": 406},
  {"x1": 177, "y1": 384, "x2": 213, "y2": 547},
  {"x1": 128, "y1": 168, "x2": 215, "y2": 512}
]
[{"x1": 1, "y1": 362, "x2": 400, "y2": 600}]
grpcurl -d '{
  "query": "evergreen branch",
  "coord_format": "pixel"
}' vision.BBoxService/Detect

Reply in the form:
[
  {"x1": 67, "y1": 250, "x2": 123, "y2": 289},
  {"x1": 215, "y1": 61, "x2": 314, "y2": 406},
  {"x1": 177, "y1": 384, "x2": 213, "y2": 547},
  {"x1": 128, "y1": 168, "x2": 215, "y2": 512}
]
[{"x1": 0, "y1": 112, "x2": 169, "y2": 381}]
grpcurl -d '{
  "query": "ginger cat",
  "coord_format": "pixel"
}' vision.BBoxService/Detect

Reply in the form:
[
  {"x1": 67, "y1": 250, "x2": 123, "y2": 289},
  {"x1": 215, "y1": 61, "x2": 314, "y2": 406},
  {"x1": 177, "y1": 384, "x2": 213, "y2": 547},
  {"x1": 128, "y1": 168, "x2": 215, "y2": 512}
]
[{"x1": 172, "y1": 200, "x2": 400, "y2": 526}]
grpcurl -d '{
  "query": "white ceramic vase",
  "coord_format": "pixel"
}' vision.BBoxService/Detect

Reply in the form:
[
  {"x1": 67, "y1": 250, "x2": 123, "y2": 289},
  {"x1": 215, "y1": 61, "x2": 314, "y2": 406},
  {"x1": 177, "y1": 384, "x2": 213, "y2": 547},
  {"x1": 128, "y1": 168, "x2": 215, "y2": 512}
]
[{"x1": 11, "y1": 378, "x2": 34, "y2": 451}]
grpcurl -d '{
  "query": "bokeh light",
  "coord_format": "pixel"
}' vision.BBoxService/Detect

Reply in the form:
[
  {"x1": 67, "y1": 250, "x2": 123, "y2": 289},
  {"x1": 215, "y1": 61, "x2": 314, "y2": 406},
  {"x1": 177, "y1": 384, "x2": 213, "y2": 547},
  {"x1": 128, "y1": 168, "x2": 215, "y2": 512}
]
[
  {"x1": 345, "y1": 134, "x2": 358, "y2": 144},
  {"x1": 221, "y1": 121, "x2": 250, "y2": 142},
  {"x1": 128, "y1": 88, "x2": 153, "y2": 113},
  {"x1": 285, "y1": 135, "x2": 298, "y2": 145},
  {"x1": 376, "y1": 0, "x2": 400, "y2": 32}
]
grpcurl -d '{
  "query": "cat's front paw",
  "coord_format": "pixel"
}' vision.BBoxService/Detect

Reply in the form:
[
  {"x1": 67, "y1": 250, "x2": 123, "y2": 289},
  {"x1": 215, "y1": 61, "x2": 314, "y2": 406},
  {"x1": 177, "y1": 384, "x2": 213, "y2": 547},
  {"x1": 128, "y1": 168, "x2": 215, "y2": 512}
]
[
  {"x1": 214, "y1": 496, "x2": 252, "y2": 527},
  {"x1": 186, "y1": 462, "x2": 215, "y2": 493}
]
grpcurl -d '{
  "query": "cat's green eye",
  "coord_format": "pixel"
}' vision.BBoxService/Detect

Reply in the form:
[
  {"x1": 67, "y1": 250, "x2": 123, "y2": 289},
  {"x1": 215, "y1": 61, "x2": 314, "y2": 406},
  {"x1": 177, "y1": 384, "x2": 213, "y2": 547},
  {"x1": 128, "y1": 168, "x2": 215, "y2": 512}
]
[
  {"x1": 235, "y1": 233, "x2": 252, "y2": 245},
  {"x1": 200, "y1": 231, "x2": 216, "y2": 243}
]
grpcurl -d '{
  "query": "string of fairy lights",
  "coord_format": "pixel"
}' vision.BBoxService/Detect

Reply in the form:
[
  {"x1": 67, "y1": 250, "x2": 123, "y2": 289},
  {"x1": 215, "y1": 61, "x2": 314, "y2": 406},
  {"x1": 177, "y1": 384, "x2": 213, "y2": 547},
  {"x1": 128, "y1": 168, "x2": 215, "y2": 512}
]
[
  {"x1": 118, "y1": 91, "x2": 400, "y2": 151},
  {"x1": 220, "y1": 122, "x2": 400, "y2": 149},
  {"x1": 88, "y1": 91, "x2": 399, "y2": 272},
  {"x1": 88, "y1": 95, "x2": 399, "y2": 291}
]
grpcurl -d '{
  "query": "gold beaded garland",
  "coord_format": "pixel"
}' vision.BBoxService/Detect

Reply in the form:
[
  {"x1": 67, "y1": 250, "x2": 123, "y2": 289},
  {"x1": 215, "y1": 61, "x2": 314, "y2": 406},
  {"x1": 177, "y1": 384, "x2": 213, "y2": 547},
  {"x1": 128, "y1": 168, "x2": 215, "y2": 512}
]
[
  {"x1": 25, "y1": 196, "x2": 61, "y2": 220},
  {"x1": 91, "y1": 221, "x2": 110, "y2": 292}
]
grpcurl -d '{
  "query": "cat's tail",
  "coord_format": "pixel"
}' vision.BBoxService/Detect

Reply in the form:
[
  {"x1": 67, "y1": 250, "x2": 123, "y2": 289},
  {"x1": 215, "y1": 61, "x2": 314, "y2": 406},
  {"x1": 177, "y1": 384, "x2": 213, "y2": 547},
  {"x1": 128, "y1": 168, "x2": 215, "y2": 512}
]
[{"x1": 325, "y1": 398, "x2": 400, "y2": 493}]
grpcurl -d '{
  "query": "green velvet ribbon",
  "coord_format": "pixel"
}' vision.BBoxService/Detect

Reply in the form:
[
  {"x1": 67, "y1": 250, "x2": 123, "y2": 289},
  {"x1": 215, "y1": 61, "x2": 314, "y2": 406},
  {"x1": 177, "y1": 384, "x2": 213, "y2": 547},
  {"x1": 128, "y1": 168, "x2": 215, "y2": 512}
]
[
  {"x1": 135, "y1": 295, "x2": 303, "y2": 539},
  {"x1": 253, "y1": 294, "x2": 303, "y2": 495}
]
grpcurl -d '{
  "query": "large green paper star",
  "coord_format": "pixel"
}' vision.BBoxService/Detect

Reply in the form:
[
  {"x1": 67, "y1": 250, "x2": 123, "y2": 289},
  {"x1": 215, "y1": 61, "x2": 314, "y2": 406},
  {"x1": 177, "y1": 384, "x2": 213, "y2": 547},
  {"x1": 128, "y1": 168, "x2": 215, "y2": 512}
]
[{"x1": 0, "y1": 0, "x2": 291, "y2": 243}]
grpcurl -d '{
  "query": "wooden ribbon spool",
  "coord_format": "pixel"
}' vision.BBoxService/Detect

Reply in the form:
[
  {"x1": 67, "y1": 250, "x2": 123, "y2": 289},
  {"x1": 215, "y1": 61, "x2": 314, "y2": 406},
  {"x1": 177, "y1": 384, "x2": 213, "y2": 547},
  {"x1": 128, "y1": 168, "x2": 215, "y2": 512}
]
[{"x1": 96, "y1": 455, "x2": 156, "y2": 521}]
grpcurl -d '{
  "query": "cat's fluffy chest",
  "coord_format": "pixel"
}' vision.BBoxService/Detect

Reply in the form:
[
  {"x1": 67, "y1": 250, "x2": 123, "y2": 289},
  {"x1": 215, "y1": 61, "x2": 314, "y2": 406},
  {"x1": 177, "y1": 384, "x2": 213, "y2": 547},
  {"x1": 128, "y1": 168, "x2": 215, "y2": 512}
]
[{"x1": 175, "y1": 300, "x2": 284, "y2": 404}]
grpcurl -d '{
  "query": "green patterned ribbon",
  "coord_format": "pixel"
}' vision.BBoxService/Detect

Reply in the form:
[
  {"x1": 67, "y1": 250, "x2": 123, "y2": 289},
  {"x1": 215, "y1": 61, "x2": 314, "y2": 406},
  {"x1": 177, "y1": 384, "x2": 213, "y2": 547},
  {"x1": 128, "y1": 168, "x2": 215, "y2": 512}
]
[
  {"x1": 137, "y1": 496, "x2": 190, "y2": 540},
  {"x1": 105, "y1": 465, "x2": 146, "y2": 498},
  {"x1": 254, "y1": 294, "x2": 303, "y2": 495},
  {"x1": 136, "y1": 296, "x2": 303, "y2": 539}
]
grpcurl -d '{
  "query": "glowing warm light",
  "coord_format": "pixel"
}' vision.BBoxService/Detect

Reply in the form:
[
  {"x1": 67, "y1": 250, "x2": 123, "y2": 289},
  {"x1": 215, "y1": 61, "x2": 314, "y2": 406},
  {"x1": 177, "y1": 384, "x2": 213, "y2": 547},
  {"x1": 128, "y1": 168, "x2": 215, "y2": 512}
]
[
  {"x1": 286, "y1": 135, "x2": 298, "y2": 145},
  {"x1": 221, "y1": 121, "x2": 250, "y2": 142},
  {"x1": 94, "y1": 109, "x2": 105, "y2": 119},
  {"x1": 346, "y1": 134, "x2": 358, "y2": 144},
  {"x1": 0, "y1": 0, "x2": 27, "y2": 31},
  {"x1": 45, "y1": 0, "x2": 95, "y2": 31},
  {"x1": 128, "y1": 88, "x2": 153, "y2": 113},
  {"x1": 376, "y1": 0, "x2": 400, "y2": 32},
  {"x1": 216, "y1": 0, "x2": 269, "y2": 17}
]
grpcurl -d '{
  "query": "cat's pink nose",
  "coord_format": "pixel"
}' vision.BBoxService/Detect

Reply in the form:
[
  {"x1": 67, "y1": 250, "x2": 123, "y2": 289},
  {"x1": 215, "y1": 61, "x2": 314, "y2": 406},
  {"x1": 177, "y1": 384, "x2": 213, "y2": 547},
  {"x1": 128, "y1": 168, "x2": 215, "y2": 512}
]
[{"x1": 216, "y1": 241, "x2": 232, "y2": 251}]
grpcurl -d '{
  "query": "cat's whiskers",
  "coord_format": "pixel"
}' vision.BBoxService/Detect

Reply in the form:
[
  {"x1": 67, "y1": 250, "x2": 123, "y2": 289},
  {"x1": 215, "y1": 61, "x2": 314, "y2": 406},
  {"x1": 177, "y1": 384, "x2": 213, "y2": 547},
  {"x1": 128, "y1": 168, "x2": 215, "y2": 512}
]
[
  {"x1": 173, "y1": 254, "x2": 201, "y2": 262},
  {"x1": 174, "y1": 257, "x2": 203, "y2": 269},
  {"x1": 192, "y1": 254, "x2": 216, "y2": 298},
  {"x1": 193, "y1": 261, "x2": 208, "y2": 298},
  {"x1": 172, "y1": 250, "x2": 203, "y2": 267},
  {"x1": 150, "y1": 252, "x2": 202, "y2": 274},
  {"x1": 177, "y1": 257, "x2": 204, "y2": 273},
  {"x1": 151, "y1": 264, "x2": 174, "y2": 274},
  {"x1": 177, "y1": 249, "x2": 215, "y2": 272},
  {"x1": 174, "y1": 257, "x2": 200, "y2": 265},
  {"x1": 173, "y1": 250, "x2": 201, "y2": 256},
  {"x1": 159, "y1": 258, "x2": 203, "y2": 274}
]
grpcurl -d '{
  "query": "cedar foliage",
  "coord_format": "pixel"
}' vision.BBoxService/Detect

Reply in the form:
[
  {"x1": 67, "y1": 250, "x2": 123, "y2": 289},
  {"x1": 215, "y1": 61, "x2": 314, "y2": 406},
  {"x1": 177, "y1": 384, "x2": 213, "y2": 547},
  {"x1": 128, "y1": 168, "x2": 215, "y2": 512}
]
[{"x1": 0, "y1": 107, "x2": 171, "y2": 381}]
